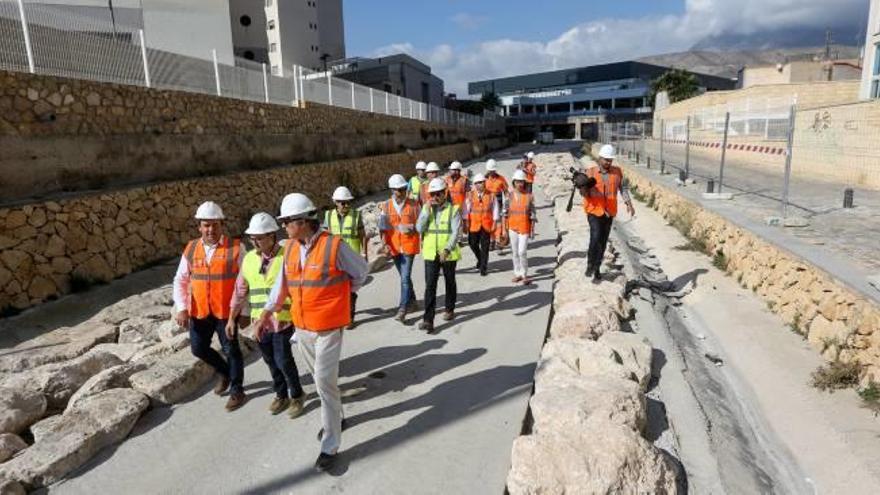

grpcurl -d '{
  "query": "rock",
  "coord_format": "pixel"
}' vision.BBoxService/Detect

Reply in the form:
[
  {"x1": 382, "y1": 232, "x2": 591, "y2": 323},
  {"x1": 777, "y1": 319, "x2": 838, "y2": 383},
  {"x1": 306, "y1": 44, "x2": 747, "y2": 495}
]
[
  {"x1": 535, "y1": 338, "x2": 634, "y2": 391},
  {"x1": 598, "y1": 332, "x2": 654, "y2": 392},
  {"x1": 65, "y1": 362, "x2": 150, "y2": 412},
  {"x1": 117, "y1": 317, "x2": 162, "y2": 344},
  {"x1": 807, "y1": 315, "x2": 850, "y2": 352},
  {"x1": 530, "y1": 375, "x2": 646, "y2": 435},
  {"x1": 0, "y1": 434, "x2": 28, "y2": 463},
  {"x1": 129, "y1": 350, "x2": 214, "y2": 406},
  {"x1": 90, "y1": 342, "x2": 151, "y2": 362},
  {"x1": 0, "y1": 350, "x2": 124, "y2": 411},
  {"x1": 549, "y1": 302, "x2": 621, "y2": 340},
  {"x1": 0, "y1": 479, "x2": 25, "y2": 495},
  {"x1": 28, "y1": 415, "x2": 62, "y2": 444},
  {"x1": 94, "y1": 286, "x2": 173, "y2": 325},
  {"x1": 0, "y1": 388, "x2": 47, "y2": 435},
  {"x1": 0, "y1": 389, "x2": 149, "y2": 489},
  {"x1": 0, "y1": 322, "x2": 118, "y2": 373},
  {"x1": 156, "y1": 319, "x2": 185, "y2": 343},
  {"x1": 507, "y1": 417, "x2": 680, "y2": 495}
]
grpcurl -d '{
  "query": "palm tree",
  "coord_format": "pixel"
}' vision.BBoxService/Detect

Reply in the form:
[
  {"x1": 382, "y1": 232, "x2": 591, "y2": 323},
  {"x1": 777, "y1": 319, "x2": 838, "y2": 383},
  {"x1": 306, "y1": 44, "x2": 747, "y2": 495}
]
[
  {"x1": 480, "y1": 92, "x2": 501, "y2": 111},
  {"x1": 648, "y1": 69, "x2": 699, "y2": 107}
]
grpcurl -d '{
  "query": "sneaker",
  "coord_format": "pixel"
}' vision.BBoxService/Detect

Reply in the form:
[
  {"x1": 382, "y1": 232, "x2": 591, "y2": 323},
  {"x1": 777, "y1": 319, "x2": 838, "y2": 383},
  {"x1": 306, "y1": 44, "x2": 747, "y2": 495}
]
[
  {"x1": 314, "y1": 453, "x2": 337, "y2": 472},
  {"x1": 213, "y1": 376, "x2": 230, "y2": 396},
  {"x1": 442, "y1": 310, "x2": 454, "y2": 321},
  {"x1": 225, "y1": 391, "x2": 247, "y2": 411},
  {"x1": 394, "y1": 310, "x2": 406, "y2": 322},
  {"x1": 288, "y1": 395, "x2": 305, "y2": 419},
  {"x1": 268, "y1": 397, "x2": 290, "y2": 415}
]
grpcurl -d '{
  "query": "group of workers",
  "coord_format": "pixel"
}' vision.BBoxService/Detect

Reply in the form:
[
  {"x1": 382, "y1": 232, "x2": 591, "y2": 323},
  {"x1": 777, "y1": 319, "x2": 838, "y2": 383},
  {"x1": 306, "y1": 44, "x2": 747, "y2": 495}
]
[{"x1": 170, "y1": 145, "x2": 631, "y2": 473}]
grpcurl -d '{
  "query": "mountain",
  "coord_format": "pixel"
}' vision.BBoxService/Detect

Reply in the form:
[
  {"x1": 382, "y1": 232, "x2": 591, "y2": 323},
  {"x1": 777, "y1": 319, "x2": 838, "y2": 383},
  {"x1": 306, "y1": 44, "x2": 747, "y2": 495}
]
[{"x1": 692, "y1": 25, "x2": 866, "y2": 52}]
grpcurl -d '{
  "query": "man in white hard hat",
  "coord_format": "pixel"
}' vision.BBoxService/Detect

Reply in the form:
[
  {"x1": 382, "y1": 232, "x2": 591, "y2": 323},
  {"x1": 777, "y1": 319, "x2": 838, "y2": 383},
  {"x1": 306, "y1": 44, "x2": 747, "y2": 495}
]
[
  {"x1": 462, "y1": 173, "x2": 497, "y2": 276},
  {"x1": 323, "y1": 186, "x2": 367, "y2": 329},
  {"x1": 379, "y1": 174, "x2": 421, "y2": 322},
  {"x1": 579, "y1": 144, "x2": 634, "y2": 283},
  {"x1": 416, "y1": 178, "x2": 461, "y2": 333},
  {"x1": 258, "y1": 193, "x2": 367, "y2": 472},
  {"x1": 523, "y1": 151, "x2": 537, "y2": 193},
  {"x1": 484, "y1": 159, "x2": 509, "y2": 251},
  {"x1": 408, "y1": 161, "x2": 427, "y2": 203},
  {"x1": 505, "y1": 170, "x2": 537, "y2": 285},
  {"x1": 419, "y1": 162, "x2": 442, "y2": 205},
  {"x1": 173, "y1": 201, "x2": 247, "y2": 411},
  {"x1": 226, "y1": 213, "x2": 305, "y2": 418}
]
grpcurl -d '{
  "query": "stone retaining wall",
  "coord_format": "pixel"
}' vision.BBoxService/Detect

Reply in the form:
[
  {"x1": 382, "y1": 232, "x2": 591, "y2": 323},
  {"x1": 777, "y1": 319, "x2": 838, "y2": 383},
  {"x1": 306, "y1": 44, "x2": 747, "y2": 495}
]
[
  {"x1": 594, "y1": 143, "x2": 880, "y2": 384},
  {"x1": 0, "y1": 138, "x2": 507, "y2": 313}
]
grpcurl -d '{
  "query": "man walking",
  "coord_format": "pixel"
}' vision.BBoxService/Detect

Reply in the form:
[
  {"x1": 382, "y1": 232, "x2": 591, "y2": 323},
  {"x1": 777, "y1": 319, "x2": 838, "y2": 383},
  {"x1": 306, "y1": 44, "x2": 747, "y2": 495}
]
[
  {"x1": 484, "y1": 159, "x2": 509, "y2": 251},
  {"x1": 226, "y1": 213, "x2": 305, "y2": 418},
  {"x1": 523, "y1": 151, "x2": 537, "y2": 193},
  {"x1": 173, "y1": 201, "x2": 246, "y2": 411},
  {"x1": 324, "y1": 186, "x2": 367, "y2": 329},
  {"x1": 419, "y1": 162, "x2": 442, "y2": 205},
  {"x1": 463, "y1": 173, "x2": 497, "y2": 276},
  {"x1": 445, "y1": 161, "x2": 469, "y2": 207},
  {"x1": 506, "y1": 170, "x2": 537, "y2": 285},
  {"x1": 579, "y1": 144, "x2": 635, "y2": 283},
  {"x1": 380, "y1": 174, "x2": 421, "y2": 322},
  {"x1": 417, "y1": 178, "x2": 461, "y2": 334},
  {"x1": 259, "y1": 193, "x2": 368, "y2": 472},
  {"x1": 409, "y1": 161, "x2": 427, "y2": 203}
]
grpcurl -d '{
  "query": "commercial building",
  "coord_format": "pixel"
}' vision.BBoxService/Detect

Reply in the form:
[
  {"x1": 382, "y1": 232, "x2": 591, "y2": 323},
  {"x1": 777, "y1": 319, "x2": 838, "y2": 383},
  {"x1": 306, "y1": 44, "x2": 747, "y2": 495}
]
[
  {"x1": 331, "y1": 54, "x2": 444, "y2": 107},
  {"x1": 861, "y1": 0, "x2": 880, "y2": 99},
  {"x1": 468, "y1": 61, "x2": 734, "y2": 141},
  {"x1": 738, "y1": 59, "x2": 862, "y2": 89}
]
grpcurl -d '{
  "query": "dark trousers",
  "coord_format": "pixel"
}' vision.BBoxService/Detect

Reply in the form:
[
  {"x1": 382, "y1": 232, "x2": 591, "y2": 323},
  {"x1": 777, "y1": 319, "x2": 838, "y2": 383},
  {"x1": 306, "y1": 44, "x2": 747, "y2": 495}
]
[
  {"x1": 468, "y1": 230, "x2": 491, "y2": 274},
  {"x1": 587, "y1": 213, "x2": 614, "y2": 274},
  {"x1": 350, "y1": 292, "x2": 358, "y2": 320},
  {"x1": 189, "y1": 315, "x2": 244, "y2": 393},
  {"x1": 257, "y1": 326, "x2": 304, "y2": 400},
  {"x1": 423, "y1": 258, "x2": 457, "y2": 322}
]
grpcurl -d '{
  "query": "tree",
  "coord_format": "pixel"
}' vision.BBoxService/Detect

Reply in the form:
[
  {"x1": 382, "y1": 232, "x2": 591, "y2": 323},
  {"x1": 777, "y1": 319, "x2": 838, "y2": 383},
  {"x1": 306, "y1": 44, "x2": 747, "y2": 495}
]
[
  {"x1": 648, "y1": 69, "x2": 699, "y2": 107},
  {"x1": 480, "y1": 92, "x2": 501, "y2": 111}
]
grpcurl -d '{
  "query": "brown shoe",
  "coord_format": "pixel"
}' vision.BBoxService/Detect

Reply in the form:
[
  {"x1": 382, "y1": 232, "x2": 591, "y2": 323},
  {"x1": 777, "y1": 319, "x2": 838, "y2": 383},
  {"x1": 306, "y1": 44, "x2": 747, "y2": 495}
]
[
  {"x1": 511, "y1": 276, "x2": 523, "y2": 283},
  {"x1": 418, "y1": 320, "x2": 432, "y2": 332},
  {"x1": 268, "y1": 397, "x2": 290, "y2": 415},
  {"x1": 394, "y1": 310, "x2": 406, "y2": 322},
  {"x1": 288, "y1": 396, "x2": 305, "y2": 419},
  {"x1": 213, "y1": 376, "x2": 230, "y2": 396},
  {"x1": 442, "y1": 311, "x2": 454, "y2": 321},
  {"x1": 521, "y1": 277, "x2": 532, "y2": 285},
  {"x1": 225, "y1": 391, "x2": 247, "y2": 411}
]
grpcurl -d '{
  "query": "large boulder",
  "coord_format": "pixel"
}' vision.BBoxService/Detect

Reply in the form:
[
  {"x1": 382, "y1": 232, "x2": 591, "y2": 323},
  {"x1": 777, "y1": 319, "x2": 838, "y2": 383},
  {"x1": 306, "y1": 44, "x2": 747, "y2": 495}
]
[
  {"x1": 0, "y1": 388, "x2": 47, "y2": 434},
  {"x1": 507, "y1": 417, "x2": 680, "y2": 495},
  {"x1": 65, "y1": 362, "x2": 150, "y2": 412},
  {"x1": 534, "y1": 338, "x2": 634, "y2": 392},
  {"x1": 117, "y1": 316, "x2": 162, "y2": 344},
  {"x1": 530, "y1": 374, "x2": 646, "y2": 435},
  {"x1": 0, "y1": 350, "x2": 123, "y2": 411},
  {"x1": 28, "y1": 415, "x2": 62, "y2": 444},
  {"x1": 156, "y1": 320, "x2": 186, "y2": 343},
  {"x1": 0, "y1": 479, "x2": 25, "y2": 495},
  {"x1": 0, "y1": 434, "x2": 27, "y2": 463},
  {"x1": 129, "y1": 350, "x2": 214, "y2": 406},
  {"x1": 94, "y1": 286, "x2": 173, "y2": 325},
  {"x1": 599, "y1": 332, "x2": 655, "y2": 392},
  {"x1": 130, "y1": 333, "x2": 191, "y2": 363},
  {"x1": 549, "y1": 302, "x2": 621, "y2": 340},
  {"x1": 0, "y1": 322, "x2": 117, "y2": 373},
  {"x1": 90, "y1": 342, "x2": 153, "y2": 362},
  {"x1": 0, "y1": 389, "x2": 149, "y2": 489}
]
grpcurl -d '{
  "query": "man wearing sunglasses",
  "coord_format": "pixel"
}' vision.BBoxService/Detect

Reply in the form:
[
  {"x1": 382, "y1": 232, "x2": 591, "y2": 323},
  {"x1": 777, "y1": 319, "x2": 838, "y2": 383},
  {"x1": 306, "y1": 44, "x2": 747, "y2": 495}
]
[
  {"x1": 258, "y1": 193, "x2": 368, "y2": 472},
  {"x1": 416, "y1": 178, "x2": 462, "y2": 333},
  {"x1": 323, "y1": 186, "x2": 367, "y2": 329},
  {"x1": 226, "y1": 213, "x2": 305, "y2": 418},
  {"x1": 380, "y1": 174, "x2": 421, "y2": 322}
]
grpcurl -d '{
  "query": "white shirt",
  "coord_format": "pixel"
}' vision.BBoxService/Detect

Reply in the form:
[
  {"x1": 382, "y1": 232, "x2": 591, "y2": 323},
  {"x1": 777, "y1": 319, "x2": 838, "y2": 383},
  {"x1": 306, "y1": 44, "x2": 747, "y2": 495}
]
[{"x1": 172, "y1": 236, "x2": 245, "y2": 313}]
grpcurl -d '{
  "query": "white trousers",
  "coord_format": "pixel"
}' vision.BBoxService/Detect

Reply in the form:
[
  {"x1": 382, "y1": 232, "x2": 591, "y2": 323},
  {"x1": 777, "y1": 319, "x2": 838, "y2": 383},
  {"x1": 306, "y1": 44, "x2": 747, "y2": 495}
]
[
  {"x1": 509, "y1": 230, "x2": 530, "y2": 278},
  {"x1": 295, "y1": 328, "x2": 343, "y2": 454}
]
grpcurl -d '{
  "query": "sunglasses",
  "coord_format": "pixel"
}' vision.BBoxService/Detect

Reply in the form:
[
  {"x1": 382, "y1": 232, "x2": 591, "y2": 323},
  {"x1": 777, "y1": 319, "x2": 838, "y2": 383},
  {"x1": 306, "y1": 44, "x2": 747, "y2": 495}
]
[
  {"x1": 394, "y1": 187, "x2": 407, "y2": 193},
  {"x1": 429, "y1": 191, "x2": 445, "y2": 197},
  {"x1": 335, "y1": 201, "x2": 351, "y2": 206}
]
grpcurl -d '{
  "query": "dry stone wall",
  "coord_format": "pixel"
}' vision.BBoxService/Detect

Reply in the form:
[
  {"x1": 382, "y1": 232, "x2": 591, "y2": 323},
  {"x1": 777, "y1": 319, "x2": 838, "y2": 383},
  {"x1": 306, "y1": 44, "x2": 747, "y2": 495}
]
[
  {"x1": 0, "y1": 139, "x2": 506, "y2": 312},
  {"x1": 604, "y1": 145, "x2": 880, "y2": 385}
]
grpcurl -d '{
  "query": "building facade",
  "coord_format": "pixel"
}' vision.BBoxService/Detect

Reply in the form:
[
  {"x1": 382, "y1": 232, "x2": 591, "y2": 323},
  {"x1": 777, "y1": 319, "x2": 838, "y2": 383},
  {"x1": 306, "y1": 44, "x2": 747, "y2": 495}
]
[
  {"x1": 739, "y1": 59, "x2": 862, "y2": 89},
  {"x1": 332, "y1": 54, "x2": 444, "y2": 107},
  {"x1": 861, "y1": 0, "x2": 880, "y2": 99}
]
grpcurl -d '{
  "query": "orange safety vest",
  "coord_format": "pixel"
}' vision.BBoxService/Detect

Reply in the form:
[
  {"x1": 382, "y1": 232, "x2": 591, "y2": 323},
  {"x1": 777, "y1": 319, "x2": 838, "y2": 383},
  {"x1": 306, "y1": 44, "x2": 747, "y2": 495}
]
[
  {"x1": 524, "y1": 162, "x2": 537, "y2": 184},
  {"x1": 284, "y1": 232, "x2": 351, "y2": 332},
  {"x1": 467, "y1": 190, "x2": 495, "y2": 233},
  {"x1": 419, "y1": 181, "x2": 432, "y2": 206},
  {"x1": 508, "y1": 191, "x2": 533, "y2": 235},
  {"x1": 583, "y1": 166, "x2": 622, "y2": 217},
  {"x1": 184, "y1": 237, "x2": 240, "y2": 320},
  {"x1": 383, "y1": 198, "x2": 421, "y2": 256},
  {"x1": 485, "y1": 174, "x2": 509, "y2": 197},
  {"x1": 445, "y1": 175, "x2": 467, "y2": 206}
]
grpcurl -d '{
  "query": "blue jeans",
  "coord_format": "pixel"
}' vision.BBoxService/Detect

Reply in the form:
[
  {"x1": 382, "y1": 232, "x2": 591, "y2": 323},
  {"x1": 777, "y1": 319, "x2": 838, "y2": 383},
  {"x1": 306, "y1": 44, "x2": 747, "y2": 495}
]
[
  {"x1": 189, "y1": 315, "x2": 244, "y2": 394},
  {"x1": 258, "y1": 326, "x2": 304, "y2": 400},
  {"x1": 393, "y1": 254, "x2": 416, "y2": 310}
]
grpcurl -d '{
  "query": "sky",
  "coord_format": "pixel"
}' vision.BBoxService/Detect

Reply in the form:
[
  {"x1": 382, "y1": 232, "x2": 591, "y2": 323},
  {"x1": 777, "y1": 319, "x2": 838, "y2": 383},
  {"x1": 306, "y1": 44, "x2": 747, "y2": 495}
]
[{"x1": 343, "y1": 0, "x2": 870, "y2": 96}]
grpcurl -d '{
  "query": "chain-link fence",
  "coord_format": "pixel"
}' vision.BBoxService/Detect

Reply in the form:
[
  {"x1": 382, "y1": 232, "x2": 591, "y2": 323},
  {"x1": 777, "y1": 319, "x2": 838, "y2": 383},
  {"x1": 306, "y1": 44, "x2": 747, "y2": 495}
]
[{"x1": 0, "y1": 0, "x2": 501, "y2": 129}]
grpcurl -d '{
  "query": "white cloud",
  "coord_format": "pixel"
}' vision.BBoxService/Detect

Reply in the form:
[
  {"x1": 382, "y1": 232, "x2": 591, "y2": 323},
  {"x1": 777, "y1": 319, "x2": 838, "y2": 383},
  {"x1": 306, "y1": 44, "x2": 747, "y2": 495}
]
[{"x1": 374, "y1": 0, "x2": 868, "y2": 95}]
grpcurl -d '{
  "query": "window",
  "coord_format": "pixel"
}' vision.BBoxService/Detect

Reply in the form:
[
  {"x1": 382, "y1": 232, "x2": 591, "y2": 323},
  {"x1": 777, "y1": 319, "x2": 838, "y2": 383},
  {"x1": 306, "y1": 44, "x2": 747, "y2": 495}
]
[
  {"x1": 239, "y1": 15, "x2": 251, "y2": 27},
  {"x1": 267, "y1": 20, "x2": 275, "y2": 30},
  {"x1": 243, "y1": 50, "x2": 255, "y2": 60},
  {"x1": 269, "y1": 43, "x2": 277, "y2": 53}
]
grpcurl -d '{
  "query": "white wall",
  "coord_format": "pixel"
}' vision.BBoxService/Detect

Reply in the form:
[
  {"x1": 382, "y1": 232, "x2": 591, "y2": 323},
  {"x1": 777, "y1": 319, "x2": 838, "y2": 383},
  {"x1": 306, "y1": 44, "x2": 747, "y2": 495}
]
[
  {"x1": 861, "y1": 0, "x2": 880, "y2": 99},
  {"x1": 141, "y1": 0, "x2": 234, "y2": 64}
]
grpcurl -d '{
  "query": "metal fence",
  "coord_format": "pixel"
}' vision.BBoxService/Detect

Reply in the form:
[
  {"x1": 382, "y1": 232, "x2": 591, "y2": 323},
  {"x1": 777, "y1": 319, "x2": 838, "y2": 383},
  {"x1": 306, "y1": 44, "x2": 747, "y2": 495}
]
[{"x1": 0, "y1": 0, "x2": 499, "y2": 128}]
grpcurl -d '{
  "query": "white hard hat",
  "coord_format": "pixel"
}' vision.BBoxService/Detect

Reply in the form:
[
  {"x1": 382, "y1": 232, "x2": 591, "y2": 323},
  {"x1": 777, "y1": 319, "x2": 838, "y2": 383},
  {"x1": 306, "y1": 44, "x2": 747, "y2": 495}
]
[
  {"x1": 449, "y1": 161, "x2": 462, "y2": 171},
  {"x1": 485, "y1": 159, "x2": 497, "y2": 172},
  {"x1": 426, "y1": 162, "x2": 440, "y2": 173},
  {"x1": 245, "y1": 212, "x2": 280, "y2": 235},
  {"x1": 472, "y1": 173, "x2": 486, "y2": 183},
  {"x1": 388, "y1": 174, "x2": 408, "y2": 189},
  {"x1": 195, "y1": 201, "x2": 225, "y2": 220},
  {"x1": 331, "y1": 186, "x2": 354, "y2": 202},
  {"x1": 278, "y1": 193, "x2": 317, "y2": 220},
  {"x1": 428, "y1": 177, "x2": 447, "y2": 193},
  {"x1": 415, "y1": 161, "x2": 427, "y2": 170},
  {"x1": 527, "y1": 151, "x2": 535, "y2": 159},
  {"x1": 512, "y1": 170, "x2": 527, "y2": 182},
  {"x1": 598, "y1": 144, "x2": 616, "y2": 160}
]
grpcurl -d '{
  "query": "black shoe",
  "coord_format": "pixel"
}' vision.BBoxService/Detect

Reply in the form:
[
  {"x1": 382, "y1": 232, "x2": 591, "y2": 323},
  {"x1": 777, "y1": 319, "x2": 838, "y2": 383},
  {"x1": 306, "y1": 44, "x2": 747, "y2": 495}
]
[
  {"x1": 316, "y1": 418, "x2": 349, "y2": 441},
  {"x1": 592, "y1": 271, "x2": 601, "y2": 284},
  {"x1": 480, "y1": 270, "x2": 487, "y2": 277},
  {"x1": 586, "y1": 263, "x2": 595, "y2": 276},
  {"x1": 314, "y1": 453, "x2": 337, "y2": 472}
]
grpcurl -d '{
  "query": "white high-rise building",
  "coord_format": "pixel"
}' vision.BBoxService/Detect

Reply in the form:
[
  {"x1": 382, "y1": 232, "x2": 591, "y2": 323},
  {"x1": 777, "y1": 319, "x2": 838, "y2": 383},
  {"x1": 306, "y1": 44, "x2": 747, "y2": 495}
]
[{"x1": 860, "y1": 0, "x2": 880, "y2": 99}]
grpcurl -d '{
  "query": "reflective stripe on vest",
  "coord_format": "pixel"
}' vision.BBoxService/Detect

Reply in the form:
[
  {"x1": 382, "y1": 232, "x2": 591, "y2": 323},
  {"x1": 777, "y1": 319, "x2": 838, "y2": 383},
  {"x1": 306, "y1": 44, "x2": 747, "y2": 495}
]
[
  {"x1": 383, "y1": 198, "x2": 420, "y2": 256},
  {"x1": 325, "y1": 210, "x2": 362, "y2": 253},
  {"x1": 422, "y1": 203, "x2": 461, "y2": 261},
  {"x1": 467, "y1": 190, "x2": 494, "y2": 233},
  {"x1": 242, "y1": 249, "x2": 291, "y2": 321},
  {"x1": 508, "y1": 191, "x2": 533, "y2": 235},
  {"x1": 185, "y1": 237, "x2": 240, "y2": 319},
  {"x1": 583, "y1": 166, "x2": 621, "y2": 217},
  {"x1": 284, "y1": 232, "x2": 351, "y2": 331}
]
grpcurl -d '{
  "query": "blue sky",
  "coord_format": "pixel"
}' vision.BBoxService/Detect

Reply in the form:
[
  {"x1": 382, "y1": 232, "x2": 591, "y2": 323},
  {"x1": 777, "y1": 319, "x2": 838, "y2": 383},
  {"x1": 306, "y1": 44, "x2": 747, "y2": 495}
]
[{"x1": 342, "y1": 0, "x2": 870, "y2": 95}]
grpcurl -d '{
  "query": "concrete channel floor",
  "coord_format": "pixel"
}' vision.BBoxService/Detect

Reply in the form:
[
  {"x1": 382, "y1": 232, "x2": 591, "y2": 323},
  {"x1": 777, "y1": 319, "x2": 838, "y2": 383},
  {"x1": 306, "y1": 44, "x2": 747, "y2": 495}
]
[{"x1": 43, "y1": 150, "x2": 556, "y2": 495}]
